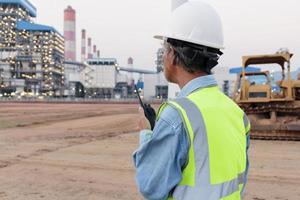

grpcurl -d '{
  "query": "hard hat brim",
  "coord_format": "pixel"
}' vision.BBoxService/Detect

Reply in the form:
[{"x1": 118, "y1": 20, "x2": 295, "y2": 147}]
[{"x1": 154, "y1": 34, "x2": 225, "y2": 49}]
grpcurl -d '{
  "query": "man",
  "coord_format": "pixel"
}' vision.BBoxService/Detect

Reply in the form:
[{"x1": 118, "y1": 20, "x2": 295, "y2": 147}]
[{"x1": 133, "y1": 1, "x2": 250, "y2": 200}]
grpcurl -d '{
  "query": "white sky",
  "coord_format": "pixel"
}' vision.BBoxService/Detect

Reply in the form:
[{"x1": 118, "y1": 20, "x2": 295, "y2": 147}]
[{"x1": 30, "y1": 0, "x2": 300, "y2": 71}]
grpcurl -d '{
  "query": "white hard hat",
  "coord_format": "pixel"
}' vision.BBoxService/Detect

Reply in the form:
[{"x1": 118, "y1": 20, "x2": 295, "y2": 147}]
[{"x1": 155, "y1": 0, "x2": 224, "y2": 49}]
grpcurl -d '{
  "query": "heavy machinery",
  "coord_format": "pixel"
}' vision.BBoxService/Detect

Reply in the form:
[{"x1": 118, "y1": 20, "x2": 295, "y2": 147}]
[{"x1": 233, "y1": 50, "x2": 300, "y2": 140}]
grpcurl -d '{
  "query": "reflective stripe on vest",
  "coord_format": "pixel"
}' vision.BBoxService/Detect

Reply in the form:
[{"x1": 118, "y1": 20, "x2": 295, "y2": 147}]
[{"x1": 158, "y1": 86, "x2": 248, "y2": 200}]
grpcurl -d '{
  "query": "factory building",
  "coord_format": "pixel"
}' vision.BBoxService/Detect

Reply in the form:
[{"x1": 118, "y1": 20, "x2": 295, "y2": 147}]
[
  {"x1": 0, "y1": 0, "x2": 36, "y2": 50},
  {"x1": 15, "y1": 21, "x2": 65, "y2": 96},
  {"x1": 142, "y1": 48, "x2": 168, "y2": 100},
  {"x1": 0, "y1": 0, "x2": 35, "y2": 96},
  {"x1": 64, "y1": 61, "x2": 85, "y2": 97},
  {"x1": 0, "y1": 0, "x2": 65, "y2": 97},
  {"x1": 84, "y1": 58, "x2": 117, "y2": 98},
  {"x1": 64, "y1": 58, "x2": 138, "y2": 99},
  {"x1": 114, "y1": 70, "x2": 132, "y2": 99},
  {"x1": 143, "y1": 72, "x2": 168, "y2": 100},
  {"x1": 0, "y1": 0, "x2": 37, "y2": 96}
]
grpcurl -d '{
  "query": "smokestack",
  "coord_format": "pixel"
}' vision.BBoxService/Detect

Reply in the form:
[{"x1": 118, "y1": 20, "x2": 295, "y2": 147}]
[
  {"x1": 87, "y1": 37, "x2": 92, "y2": 59},
  {"x1": 128, "y1": 57, "x2": 134, "y2": 81},
  {"x1": 64, "y1": 6, "x2": 76, "y2": 61},
  {"x1": 97, "y1": 50, "x2": 100, "y2": 58},
  {"x1": 128, "y1": 57, "x2": 133, "y2": 65},
  {"x1": 93, "y1": 45, "x2": 97, "y2": 59},
  {"x1": 171, "y1": 0, "x2": 187, "y2": 11},
  {"x1": 81, "y1": 29, "x2": 86, "y2": 62}
]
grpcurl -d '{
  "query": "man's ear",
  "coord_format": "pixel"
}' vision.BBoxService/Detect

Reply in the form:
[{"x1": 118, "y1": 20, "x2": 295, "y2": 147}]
[{"x1": 169, "y1": 49, "x2": 177, "y2": 66}]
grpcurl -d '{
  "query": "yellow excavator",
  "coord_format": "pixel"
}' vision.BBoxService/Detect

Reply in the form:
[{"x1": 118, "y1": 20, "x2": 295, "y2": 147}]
[{"x1": 233, "y1": 50, "x2": 300, "y2": 140}]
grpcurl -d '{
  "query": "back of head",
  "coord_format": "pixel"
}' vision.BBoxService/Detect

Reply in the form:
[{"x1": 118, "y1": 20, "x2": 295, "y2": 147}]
[
  {"x1": 155, "y1": 0, "x2": 224, "y2": 74},
  {"x1": 167, "y1": 38, "x2": 223, "y2": 74}
]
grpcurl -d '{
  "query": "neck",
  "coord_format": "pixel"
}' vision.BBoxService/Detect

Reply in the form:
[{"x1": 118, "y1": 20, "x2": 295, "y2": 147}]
[{"x1": 177, "y1": 70, "x2": 208, "y2": 89}]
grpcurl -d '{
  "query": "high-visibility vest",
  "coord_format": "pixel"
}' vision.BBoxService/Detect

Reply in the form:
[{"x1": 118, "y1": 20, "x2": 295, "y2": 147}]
[{"x1": 157, "y1": 86, "x2": 250, "y2": 200}]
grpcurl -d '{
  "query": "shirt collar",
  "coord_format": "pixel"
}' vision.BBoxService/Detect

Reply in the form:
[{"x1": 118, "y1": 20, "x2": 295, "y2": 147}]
[{"x1": 177, "y1": 75, "x2": 218, "y2": 98}]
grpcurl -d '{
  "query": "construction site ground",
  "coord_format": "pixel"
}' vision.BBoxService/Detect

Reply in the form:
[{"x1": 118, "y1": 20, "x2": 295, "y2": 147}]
[{"x1": 0, "y1": 102, "x2": 299, "y2": 200}]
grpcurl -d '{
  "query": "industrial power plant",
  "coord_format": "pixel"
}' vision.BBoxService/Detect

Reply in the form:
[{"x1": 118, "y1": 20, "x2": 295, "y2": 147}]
[
  {"x1": 0, "y1": 0, "x2": 168, "y2": 100},
  {"x1": 1, "y1": 0, "x2": 299, "y2": 101}
]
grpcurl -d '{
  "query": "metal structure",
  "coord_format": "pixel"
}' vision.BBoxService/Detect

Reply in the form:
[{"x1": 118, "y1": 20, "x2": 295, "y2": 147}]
[
  {"x1": 0, "y1": 0, "x2": 64, "y2": 97},
  {"x1": 63, "y1": 57, "x2": 159, "y2": 99},
  {"x1": 233, "y1": 50, "x2": 300, "y2": 140},
  {"x1": 83, "y1": 61, "x2": 94, "y2": 88},
  {"x1": 84, "y1": 58, "x2": 117, "y2": 98},
  {"x1": 116, "y1": 66, "x2": 157, "y2": 75},
  {"x1": 15, "y1": 21, "x2": 65, "y2": 96},
  {"x1": 64, "y1": 60, "x2": 85, "y2": 97},
  {"x1": 64, "y1": 5, "x2": 76, "y2": 61},
  {"x1": 0, "y1": 0, "x2": 36, "y2": 51}
]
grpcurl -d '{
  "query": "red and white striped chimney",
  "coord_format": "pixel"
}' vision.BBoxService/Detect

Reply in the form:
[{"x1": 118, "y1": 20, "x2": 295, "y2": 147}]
[
  {"x1": 81, "y1": 29, "x2": 86, "y2": 62},
  {"x1": 87, "y1": 37, "x2": 92, "y2": 59},
  {"x1": 64, "y1": 6, "x2": 76, "y2": 61}
]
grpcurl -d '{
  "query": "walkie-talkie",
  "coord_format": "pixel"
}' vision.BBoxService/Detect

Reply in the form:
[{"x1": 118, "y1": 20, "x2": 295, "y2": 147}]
[{"x1": 134, "y1": 85, "x2": 156, "y2": 130}]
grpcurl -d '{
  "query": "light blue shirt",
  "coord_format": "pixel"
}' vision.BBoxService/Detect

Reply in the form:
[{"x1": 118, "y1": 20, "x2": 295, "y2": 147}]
[{"x1": 133, "y1": 75, "x2": 250, "y2": 200}]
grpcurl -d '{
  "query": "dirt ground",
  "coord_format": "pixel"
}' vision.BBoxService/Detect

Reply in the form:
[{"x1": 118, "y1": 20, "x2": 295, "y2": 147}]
[{"x1": 0, "y1": 103, "x2": 299, "y2": 200}]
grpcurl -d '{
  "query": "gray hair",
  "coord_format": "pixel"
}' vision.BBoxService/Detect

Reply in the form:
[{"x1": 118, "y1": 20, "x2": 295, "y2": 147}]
[{"x1": 165, "y1": 38, "x2": 222, "y2": 74}]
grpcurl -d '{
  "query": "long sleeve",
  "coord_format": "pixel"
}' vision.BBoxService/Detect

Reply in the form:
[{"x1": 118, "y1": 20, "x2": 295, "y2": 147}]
[{"x1": 133, "y1": 111, "x2": 189, "y2": 200}]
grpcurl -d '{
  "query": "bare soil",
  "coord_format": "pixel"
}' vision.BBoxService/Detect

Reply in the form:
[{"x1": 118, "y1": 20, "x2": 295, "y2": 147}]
[{"x1": 0, "y1": 103, "x2": 299, "y2": 200}]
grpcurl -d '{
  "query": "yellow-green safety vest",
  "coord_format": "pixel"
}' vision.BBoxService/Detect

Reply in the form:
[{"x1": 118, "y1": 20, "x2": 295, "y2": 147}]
[{"x1": 157, "y1": 86, "x2": 250, "y2": 200}]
